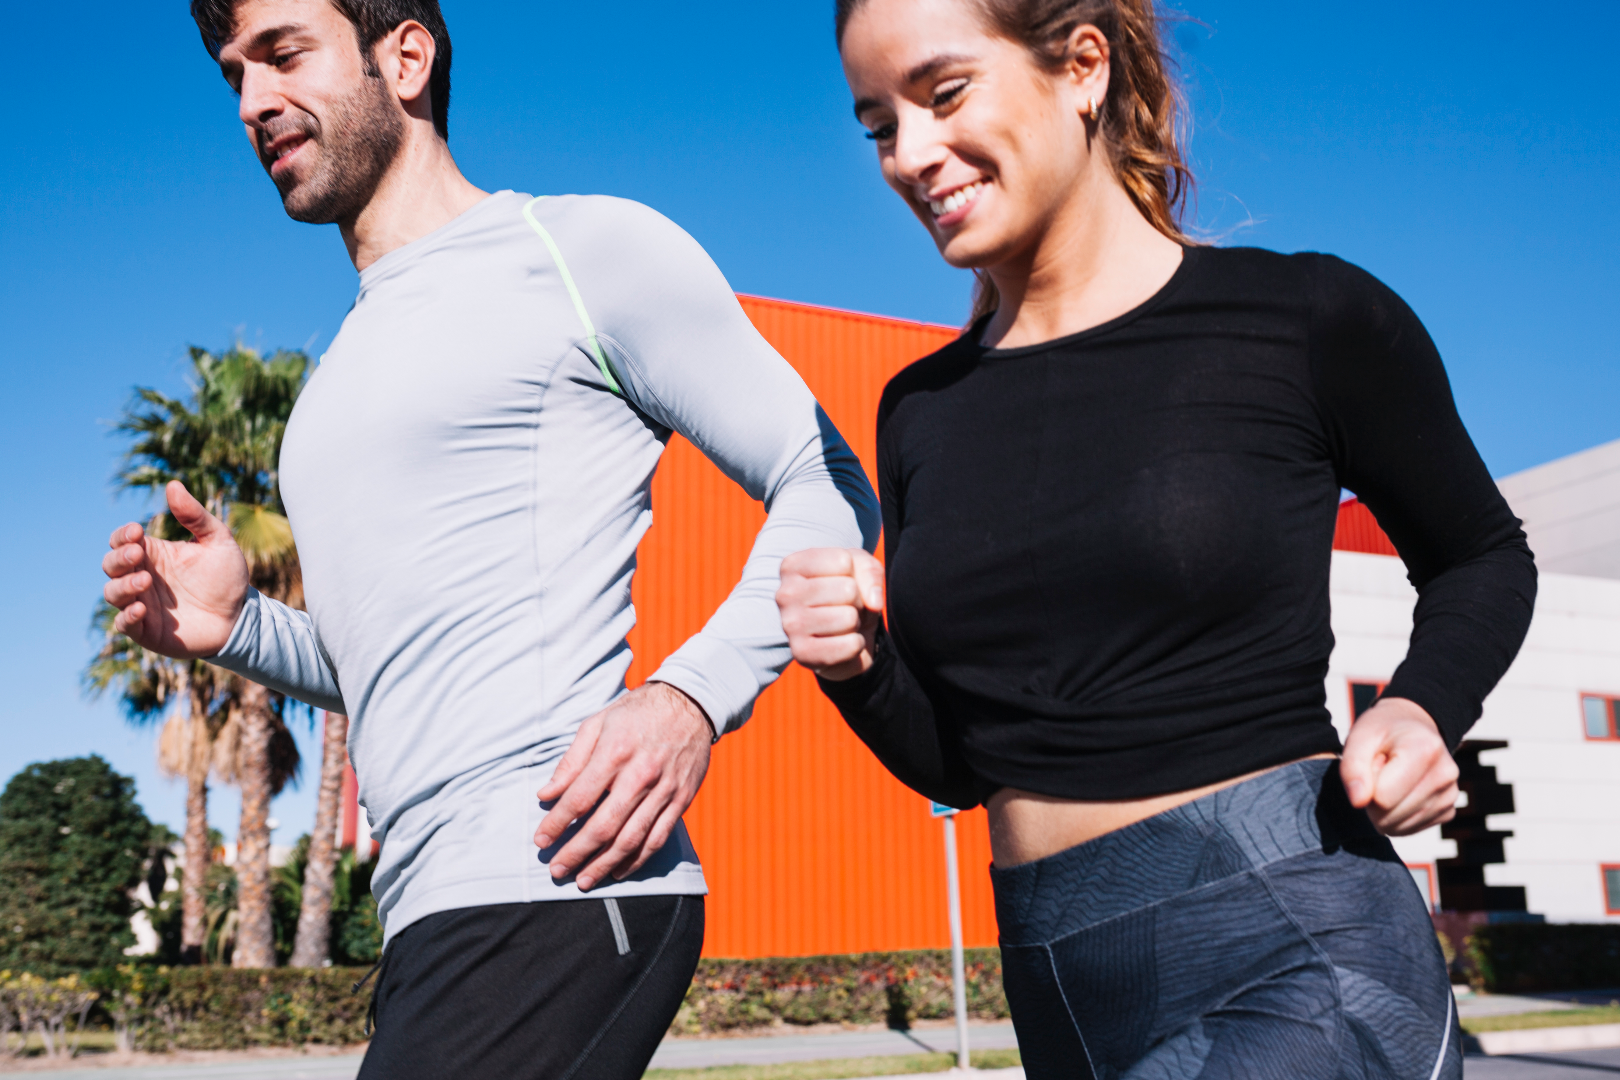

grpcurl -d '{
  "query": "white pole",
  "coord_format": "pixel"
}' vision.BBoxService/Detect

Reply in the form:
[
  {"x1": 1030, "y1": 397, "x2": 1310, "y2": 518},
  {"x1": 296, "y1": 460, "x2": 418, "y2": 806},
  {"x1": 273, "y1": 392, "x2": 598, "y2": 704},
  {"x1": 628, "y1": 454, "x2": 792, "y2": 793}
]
[{"x1": 943, "y1": 813, "x2": 969, "y2": 1071}]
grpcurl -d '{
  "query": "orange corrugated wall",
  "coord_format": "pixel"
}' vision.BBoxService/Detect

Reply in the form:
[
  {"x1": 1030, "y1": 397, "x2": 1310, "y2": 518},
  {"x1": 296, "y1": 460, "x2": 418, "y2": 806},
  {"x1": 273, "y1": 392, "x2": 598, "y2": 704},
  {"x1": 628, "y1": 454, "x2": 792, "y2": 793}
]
[{"x1": 624, "y1": 295, "x2": 990, "y2": 959}]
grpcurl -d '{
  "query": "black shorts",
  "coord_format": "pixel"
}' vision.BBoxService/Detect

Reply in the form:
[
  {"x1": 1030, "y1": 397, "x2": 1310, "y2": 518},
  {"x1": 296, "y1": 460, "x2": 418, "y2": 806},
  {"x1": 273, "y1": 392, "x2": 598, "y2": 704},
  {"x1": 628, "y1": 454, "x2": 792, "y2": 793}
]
[{"x1": 358, "y1": 894, "x2": 704, "y2": 1080}]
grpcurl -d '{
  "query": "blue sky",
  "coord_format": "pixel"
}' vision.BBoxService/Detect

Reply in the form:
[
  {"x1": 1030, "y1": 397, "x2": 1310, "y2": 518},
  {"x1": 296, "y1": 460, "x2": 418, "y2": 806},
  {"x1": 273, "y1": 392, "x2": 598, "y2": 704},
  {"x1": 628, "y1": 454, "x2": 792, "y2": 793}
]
[{"x1": 3, "y1": 0, "x2": 1616, "y2": 844}]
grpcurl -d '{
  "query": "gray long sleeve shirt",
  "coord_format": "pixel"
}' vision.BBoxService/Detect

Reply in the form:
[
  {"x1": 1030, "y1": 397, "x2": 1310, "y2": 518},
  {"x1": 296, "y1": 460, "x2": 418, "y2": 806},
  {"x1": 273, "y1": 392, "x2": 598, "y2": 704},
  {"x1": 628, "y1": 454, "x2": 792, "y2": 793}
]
[{"x1": 213, "y1": 191, "x2": 879, "y2": 944}]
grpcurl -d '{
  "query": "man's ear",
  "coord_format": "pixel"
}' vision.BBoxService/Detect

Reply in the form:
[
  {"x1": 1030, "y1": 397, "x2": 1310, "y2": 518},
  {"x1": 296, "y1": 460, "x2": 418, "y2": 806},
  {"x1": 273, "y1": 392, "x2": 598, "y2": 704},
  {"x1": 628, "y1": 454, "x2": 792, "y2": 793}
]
[{"x1": 384, "y1": 20, "x2": 436, "y2": 117}]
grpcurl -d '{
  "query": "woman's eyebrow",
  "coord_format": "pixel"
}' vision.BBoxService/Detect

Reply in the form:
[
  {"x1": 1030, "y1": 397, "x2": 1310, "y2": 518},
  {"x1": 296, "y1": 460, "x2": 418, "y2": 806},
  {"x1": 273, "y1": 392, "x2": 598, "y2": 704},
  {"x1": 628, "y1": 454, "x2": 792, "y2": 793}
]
[
  {"x1": 853, "y1": 52, "x2": 979, "y2": 120},
  {"x1": 904, "y1": 52, "x2": 978, "y2": 85}
]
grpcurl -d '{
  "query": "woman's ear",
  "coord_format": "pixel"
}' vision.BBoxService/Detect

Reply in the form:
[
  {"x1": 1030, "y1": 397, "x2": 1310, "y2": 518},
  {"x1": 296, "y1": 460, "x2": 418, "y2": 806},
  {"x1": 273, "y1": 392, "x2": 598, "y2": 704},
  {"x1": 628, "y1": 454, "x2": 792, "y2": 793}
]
[{"x1": 1064, "y1": 24, "x2": 1111, "y2": 108}]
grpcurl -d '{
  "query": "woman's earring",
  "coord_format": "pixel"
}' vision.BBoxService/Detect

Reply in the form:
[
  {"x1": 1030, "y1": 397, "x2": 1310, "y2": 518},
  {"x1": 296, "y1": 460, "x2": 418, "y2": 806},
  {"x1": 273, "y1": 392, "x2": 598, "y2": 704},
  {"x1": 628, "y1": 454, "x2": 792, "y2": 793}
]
[{"x1": 1089, "y1": 96, "x2": 1100, "y2": 122}]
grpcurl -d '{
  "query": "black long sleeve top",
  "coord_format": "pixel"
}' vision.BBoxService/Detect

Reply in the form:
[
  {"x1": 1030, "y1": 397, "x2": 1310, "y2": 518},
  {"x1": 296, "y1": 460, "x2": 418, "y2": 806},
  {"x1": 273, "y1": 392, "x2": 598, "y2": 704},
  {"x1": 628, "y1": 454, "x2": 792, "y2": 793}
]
[{"x1": 819, "y1": 246, "x2": 1537, "y2": 809}]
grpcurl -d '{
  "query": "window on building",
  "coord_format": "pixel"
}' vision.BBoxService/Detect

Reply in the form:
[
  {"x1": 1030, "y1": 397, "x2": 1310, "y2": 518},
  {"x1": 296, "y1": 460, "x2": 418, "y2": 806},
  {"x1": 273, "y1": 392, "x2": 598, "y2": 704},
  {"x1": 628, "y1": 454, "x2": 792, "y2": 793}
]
[
  {"x1": 1583, "y1": 695, "x2": 1619, "y2": 741},
  {"x1": 1350, "y1": 681, "x2": 1388, "y2": 721},
  {"x1": 1407, "y1": 863, "x2": 1438, "y2": 913},
  {"x1": 1603, "y1": 866, "x2": 1620, "y2": 916}
]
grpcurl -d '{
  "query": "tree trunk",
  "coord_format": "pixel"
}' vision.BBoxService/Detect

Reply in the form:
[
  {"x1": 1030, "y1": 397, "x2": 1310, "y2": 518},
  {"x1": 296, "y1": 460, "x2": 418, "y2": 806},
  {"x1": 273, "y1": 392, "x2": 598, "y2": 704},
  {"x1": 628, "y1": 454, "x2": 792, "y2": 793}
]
[
  {"x1": 288, "y1": 712, "x2": 347, "y2": 968},
  {"x1": 180, "y1": 690, "x2": 213, "y2": 965},
  {"x1": 181, "y1": 769, "x2": 209, "y2": 964},
  {"x1": 231, "y1": 685, "x2": 277, "y2": 968}
]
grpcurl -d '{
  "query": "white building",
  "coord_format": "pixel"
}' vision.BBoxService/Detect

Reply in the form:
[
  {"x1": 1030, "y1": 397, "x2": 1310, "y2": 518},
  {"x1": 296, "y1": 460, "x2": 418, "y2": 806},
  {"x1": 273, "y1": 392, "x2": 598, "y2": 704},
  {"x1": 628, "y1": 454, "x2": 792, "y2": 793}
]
[{"x1": 1329, "y1": 438, "x2": 1620, "y2": 923}]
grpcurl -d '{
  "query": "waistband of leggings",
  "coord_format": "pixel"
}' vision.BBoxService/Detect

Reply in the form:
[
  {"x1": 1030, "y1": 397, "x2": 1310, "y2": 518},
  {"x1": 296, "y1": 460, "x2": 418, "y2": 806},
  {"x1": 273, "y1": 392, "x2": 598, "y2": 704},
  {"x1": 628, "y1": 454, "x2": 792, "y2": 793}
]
[{"x1": 990, "y1": 757, "x2": 1380, "y2": 942}]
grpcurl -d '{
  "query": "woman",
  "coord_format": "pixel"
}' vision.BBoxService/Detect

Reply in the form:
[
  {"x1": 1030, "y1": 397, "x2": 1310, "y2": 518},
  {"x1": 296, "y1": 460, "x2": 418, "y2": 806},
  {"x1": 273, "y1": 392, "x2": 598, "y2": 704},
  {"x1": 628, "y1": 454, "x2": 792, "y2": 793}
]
[{"x1": 776, "y1": 0, "x2": 1536, "y2": 1076}]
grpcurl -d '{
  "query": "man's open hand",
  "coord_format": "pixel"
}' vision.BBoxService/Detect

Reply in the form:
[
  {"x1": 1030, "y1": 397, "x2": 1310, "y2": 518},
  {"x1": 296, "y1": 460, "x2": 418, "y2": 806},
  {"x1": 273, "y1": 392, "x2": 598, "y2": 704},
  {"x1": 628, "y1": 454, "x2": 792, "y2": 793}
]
[
  {"x1": 102, "y1": 481, "x2": 250, "y2": 659},
  {"x1": 535, "y1": 682, "x2": 713, "y2": 891},
  {"x1": 1341, "y1": 697, "x2": 1459, "y2": 836}
]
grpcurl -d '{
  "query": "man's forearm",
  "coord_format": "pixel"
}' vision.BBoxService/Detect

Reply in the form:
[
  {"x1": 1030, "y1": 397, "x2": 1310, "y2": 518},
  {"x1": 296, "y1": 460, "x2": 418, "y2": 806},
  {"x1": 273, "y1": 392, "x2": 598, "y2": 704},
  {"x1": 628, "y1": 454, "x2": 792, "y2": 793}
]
[{"x1": 648, "y1": 426, "x2": 879, "y2": 736}]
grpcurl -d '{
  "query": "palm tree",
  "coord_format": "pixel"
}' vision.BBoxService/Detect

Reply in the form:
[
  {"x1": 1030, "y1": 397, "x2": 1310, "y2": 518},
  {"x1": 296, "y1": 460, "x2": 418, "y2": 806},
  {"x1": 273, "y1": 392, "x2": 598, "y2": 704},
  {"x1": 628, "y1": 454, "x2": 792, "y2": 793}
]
[
  {"x1": 84, "y1": 606, "x2": 222, "y2": 963},
  {"x1": 207, "y1": 681, "x2": 303, "y2": 968},
  {"x1": 288, "y1": 711, "x2": 348, "y2": 968},
  {"x1": 111, "y1": 344, "x2": 320, "y2": 968}
]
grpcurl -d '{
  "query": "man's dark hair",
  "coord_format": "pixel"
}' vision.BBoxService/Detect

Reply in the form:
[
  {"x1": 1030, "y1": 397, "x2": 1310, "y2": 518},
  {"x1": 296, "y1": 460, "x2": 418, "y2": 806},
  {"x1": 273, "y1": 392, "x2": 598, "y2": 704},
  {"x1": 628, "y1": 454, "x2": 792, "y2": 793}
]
[{"x1": 191, "y1": 0, "x2": 453, "y2": 140}]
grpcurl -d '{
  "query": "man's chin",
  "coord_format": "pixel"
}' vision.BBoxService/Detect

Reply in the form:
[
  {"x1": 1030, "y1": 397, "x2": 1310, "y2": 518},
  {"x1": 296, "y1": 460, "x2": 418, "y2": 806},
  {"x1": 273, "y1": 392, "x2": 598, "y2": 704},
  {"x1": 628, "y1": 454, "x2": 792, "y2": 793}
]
[{"x1": 275, "y1": 176, "x2": 343, "y2": 226}]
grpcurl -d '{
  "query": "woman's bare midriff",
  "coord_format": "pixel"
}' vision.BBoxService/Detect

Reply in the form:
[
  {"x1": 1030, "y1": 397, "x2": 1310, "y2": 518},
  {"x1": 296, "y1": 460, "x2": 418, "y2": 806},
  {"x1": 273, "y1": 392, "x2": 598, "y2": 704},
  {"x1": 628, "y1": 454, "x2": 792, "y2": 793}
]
[{"x1": 986, "y1": 753, "x2": 1339, "y2": 869}]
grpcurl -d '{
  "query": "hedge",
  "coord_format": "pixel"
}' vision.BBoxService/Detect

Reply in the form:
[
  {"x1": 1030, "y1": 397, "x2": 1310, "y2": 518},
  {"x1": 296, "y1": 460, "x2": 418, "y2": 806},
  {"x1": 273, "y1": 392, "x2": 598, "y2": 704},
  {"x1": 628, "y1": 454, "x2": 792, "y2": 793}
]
[
  {"x1": 1465, "y1": 924, "x2": 1620, "y2": 994},
  {"x1": 59, "y1": 949, "x2": 1005, "y2": 1050},
  {"x1": 21, "y1": 928, "x2": 1620, "y2": 1051},
  {"x1": 85, "y1": 965, "x2": 371, "y2": 1051},
  {"x1": 673, "y1": 949, "x2": 1008, "y2": 1035}
]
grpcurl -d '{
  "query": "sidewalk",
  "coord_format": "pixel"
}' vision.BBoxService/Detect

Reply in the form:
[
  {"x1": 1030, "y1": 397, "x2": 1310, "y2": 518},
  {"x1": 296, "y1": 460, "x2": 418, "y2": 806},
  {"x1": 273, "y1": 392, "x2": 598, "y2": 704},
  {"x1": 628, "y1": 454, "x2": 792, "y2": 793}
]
[
  {"x1": 3, "y1": 1025, "x2": 1020, "y2": 1079},
  {"x1": 647, "y1": 1022, "x2": 1020, "y2": 1070},
  {"x1": 1455, "y1": 991, "x2": 1584, "y2": 1018}
]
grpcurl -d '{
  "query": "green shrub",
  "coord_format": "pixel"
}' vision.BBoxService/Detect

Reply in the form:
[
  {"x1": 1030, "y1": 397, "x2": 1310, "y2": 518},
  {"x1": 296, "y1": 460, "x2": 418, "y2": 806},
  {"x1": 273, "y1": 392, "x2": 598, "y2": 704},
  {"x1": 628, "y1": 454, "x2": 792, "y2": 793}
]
[
  {"x1": 1467, "y1": 924, "x2": 1620, "y2": 994},
  {"x1": 0, "y1": 756, "x2": 154, "y2": 973},
  {"x1": 85, "y1": 964, "x2": 169, "y2": 1052},
  {"x1": 0, "y1": 970, "x2": 100, "y2": 1057}
]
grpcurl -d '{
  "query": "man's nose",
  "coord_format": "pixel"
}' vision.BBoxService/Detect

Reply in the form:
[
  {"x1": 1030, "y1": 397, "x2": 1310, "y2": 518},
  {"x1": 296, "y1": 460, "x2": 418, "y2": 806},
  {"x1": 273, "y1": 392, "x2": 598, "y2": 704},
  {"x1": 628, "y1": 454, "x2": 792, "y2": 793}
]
[{"x1": 238, "y1": 66, "x2": 283, "y2": 128}]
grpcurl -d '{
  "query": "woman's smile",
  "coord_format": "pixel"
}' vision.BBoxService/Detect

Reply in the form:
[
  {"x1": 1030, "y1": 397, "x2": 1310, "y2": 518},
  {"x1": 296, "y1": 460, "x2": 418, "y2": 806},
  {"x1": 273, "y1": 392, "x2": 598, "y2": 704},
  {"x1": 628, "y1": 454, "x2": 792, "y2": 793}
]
[{"x1": 926, "y1": 179, "x2": 989, "y2": 225}]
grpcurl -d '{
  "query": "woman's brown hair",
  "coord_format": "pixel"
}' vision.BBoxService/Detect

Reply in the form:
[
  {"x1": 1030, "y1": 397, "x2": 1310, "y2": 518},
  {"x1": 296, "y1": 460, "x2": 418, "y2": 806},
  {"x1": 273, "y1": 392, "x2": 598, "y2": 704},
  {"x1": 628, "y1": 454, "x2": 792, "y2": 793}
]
[{"x1": 835, "y1": 0, "x2": 1196, "y2": 322}]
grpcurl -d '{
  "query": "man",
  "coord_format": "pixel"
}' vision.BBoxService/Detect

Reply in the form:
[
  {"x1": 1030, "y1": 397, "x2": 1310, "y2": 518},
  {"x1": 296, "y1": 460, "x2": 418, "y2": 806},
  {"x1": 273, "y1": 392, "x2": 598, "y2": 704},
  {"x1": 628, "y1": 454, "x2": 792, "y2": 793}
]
[{"x1": 101, "y1": 0, "x2": 879, "y2": 1074}]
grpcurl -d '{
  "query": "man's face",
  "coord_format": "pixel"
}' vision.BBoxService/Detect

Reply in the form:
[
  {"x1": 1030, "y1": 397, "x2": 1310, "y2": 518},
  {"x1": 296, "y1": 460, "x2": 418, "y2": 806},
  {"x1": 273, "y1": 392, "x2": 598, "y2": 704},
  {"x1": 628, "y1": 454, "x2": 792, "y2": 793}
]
[{"x1": 216, "y1": 0, "x2": 404, "y2": 224}]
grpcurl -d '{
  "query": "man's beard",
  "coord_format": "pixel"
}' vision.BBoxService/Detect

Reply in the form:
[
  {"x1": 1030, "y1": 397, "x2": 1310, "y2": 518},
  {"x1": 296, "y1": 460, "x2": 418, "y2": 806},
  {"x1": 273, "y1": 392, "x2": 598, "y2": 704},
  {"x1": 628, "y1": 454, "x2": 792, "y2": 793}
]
[{"x1": 260, "y1": 75, "x2": 405, "y2": 225}]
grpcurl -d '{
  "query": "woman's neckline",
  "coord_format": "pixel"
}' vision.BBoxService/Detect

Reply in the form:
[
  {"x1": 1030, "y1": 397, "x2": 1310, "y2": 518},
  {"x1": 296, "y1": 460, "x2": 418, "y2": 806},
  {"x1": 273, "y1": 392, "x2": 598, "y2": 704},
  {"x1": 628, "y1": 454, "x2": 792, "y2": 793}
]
[{"x1": 975, "y1": 245, "x2": 1203, "y2": 358}]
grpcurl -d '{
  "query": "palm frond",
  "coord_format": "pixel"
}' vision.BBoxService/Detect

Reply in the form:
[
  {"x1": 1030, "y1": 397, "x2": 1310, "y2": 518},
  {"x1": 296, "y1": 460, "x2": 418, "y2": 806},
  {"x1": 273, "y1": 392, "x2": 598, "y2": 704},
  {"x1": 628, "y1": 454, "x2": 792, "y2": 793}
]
[
  {"x1": 100, "y1": 341, "x2": 312, "y2": 805},
  {"x1": 229, "y1": 503, "x2": 296, "y2": 565},
  {"x1": 83, "y1": 602, "x2": 182, "y2": 722},
  {"x1": 210, "y1": 707, "x2": 243, "y2": 787}
]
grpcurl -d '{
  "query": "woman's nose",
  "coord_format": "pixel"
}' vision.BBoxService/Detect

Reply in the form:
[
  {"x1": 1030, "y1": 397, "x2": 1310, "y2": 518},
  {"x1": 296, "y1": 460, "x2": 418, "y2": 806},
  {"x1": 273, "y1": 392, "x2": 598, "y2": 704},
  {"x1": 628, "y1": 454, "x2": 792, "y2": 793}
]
[{"x1": 889, "y1": 113, "x2": 947, "y2": 186}]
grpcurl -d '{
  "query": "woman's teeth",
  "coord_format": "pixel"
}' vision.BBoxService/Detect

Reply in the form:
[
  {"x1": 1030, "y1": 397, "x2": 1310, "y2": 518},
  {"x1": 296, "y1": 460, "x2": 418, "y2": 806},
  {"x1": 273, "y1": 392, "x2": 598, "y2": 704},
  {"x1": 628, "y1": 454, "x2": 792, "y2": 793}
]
[{"x1": 929, "y1": 182, "x2": 983, "y2": 217}]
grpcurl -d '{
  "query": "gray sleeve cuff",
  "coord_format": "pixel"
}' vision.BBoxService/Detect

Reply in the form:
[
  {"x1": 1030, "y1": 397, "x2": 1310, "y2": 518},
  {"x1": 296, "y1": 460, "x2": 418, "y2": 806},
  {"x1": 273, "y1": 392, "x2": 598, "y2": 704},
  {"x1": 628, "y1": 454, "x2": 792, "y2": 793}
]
[
  {"x1": 213, "y1": 588, "x2": 347, "y2": 715},
  {"x1": 648, "y1": 635, "x2": 767, "y2": 738}
]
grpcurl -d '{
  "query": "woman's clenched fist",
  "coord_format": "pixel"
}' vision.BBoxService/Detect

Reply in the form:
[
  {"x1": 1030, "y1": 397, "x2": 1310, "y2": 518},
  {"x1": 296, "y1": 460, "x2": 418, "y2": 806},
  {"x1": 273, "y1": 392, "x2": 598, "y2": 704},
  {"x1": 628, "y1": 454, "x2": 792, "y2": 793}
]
[{"x1": 776, "y1": 548, "x2": 885, "y2": 682}]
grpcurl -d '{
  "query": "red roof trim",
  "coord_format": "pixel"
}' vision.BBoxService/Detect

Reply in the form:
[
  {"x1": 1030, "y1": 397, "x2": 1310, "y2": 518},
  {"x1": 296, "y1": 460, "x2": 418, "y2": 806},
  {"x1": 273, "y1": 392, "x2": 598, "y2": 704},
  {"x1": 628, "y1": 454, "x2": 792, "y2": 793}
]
[{"x1": 737, "y1": 293, "x2": 963, "y2": 334}]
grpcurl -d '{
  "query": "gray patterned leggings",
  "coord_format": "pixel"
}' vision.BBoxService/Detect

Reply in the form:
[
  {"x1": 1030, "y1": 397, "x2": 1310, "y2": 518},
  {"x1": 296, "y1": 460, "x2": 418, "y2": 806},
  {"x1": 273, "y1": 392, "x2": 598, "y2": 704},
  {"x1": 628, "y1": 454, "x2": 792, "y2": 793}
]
[{"x1": 992, "y1": 758, "x2": 1461, "y2": 1080}]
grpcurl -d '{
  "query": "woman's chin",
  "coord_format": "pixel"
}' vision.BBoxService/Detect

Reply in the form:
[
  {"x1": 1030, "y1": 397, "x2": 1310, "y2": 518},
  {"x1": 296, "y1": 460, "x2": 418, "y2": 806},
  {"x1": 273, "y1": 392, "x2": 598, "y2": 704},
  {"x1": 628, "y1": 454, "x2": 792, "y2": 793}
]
[{"x1": 937, "y1": 233, "x2": 1006, "y2": 273}]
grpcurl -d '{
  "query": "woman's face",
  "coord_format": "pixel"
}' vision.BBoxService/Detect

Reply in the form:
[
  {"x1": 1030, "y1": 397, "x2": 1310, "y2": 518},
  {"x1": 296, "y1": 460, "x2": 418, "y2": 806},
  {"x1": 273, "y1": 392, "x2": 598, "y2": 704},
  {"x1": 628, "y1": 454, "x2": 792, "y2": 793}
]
[{"x1": 841, "y1": 0, "x2": 1104, "y2": 272}]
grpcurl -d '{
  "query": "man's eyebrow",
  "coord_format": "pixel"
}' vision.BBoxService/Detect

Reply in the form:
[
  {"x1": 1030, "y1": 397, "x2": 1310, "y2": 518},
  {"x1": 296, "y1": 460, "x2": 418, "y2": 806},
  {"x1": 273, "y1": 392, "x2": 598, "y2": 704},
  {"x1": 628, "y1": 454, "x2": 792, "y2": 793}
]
[
  {"x1": 230, "y1": 22, "x2": 311, "y2": 57},
  {"x1": 852, "y1": 53, "x2": 979, "y2": 120}
]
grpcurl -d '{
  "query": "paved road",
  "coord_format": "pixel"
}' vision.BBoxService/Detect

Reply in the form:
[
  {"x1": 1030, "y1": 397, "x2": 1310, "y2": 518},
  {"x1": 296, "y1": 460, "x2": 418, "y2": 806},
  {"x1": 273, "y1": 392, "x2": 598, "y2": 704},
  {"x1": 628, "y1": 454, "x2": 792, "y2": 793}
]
[
  {"x1": 1465, "y1": 1046, "x2": 1620, "y2": 1077},
  {"x1": 4, "y1": 1061, "x2": 365, "y2": 1080},
  {"x1": 17, "y1": 1026, "x2": 1620, "y2": 1078}
]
